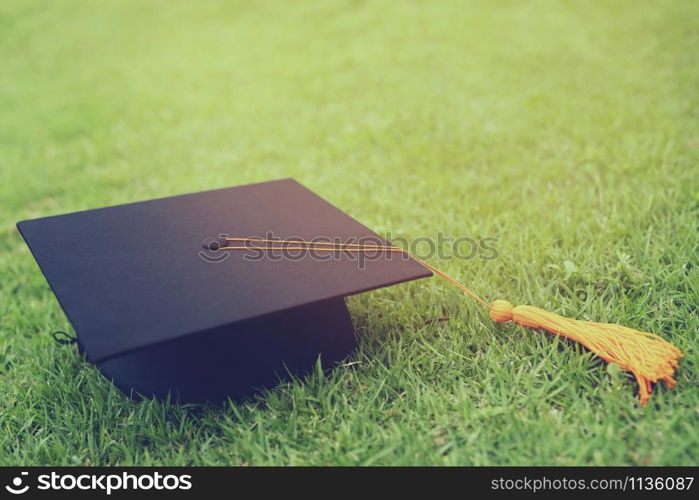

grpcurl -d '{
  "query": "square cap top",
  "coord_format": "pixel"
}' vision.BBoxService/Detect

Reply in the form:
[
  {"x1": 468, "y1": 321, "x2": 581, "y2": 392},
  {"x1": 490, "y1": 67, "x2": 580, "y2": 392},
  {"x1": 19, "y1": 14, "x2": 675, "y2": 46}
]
[{"x1": 18, "y1": 179, "x2": 431, "y2": 362}]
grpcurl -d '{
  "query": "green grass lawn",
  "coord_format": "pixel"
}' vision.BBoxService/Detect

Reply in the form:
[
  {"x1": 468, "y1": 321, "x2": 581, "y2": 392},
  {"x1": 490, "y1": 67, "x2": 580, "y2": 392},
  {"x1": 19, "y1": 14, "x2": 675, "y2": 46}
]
[{"x1": 1, "y1": 0, "x2": 697, "y2": 466}]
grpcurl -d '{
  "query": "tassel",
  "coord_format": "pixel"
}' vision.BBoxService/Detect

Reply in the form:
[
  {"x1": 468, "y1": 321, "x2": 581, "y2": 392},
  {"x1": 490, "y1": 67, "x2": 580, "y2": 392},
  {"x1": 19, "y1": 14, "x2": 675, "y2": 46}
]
[
  {"x1": 219, "y1": 237, "x2": 684, "y2": 405},
  {"x1": 489, "y1": 300, "x2": 683, "y2": 405}
]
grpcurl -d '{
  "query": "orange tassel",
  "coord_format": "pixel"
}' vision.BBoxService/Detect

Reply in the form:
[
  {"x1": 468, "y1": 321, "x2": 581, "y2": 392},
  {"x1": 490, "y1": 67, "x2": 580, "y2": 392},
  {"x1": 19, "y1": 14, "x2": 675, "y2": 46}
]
[
  {"x1": 220, "y1": 237, "x2": 684, "y2": 405},
  {"x1": 489, "y1": 300, "x2": 683, "y2": 405}
]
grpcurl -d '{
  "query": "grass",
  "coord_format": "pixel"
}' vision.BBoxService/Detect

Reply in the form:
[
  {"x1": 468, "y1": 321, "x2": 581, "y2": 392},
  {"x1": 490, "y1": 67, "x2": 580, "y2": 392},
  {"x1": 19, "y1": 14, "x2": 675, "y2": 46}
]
[{"x1": 1, "y1": 0, "x2": 698, "y2": 466}]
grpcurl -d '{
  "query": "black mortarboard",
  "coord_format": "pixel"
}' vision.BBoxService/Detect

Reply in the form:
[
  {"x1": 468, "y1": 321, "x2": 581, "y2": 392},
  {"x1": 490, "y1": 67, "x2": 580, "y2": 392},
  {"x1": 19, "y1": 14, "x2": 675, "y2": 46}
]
[{"x1": 17, "y1": 179, "x2": 431, "y2": 402}]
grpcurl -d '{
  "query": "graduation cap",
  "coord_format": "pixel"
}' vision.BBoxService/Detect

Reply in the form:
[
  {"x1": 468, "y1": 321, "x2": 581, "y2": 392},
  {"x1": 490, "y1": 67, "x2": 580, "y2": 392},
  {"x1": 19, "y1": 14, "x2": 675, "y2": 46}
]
[
  {"x1": 18, "y1": 179, "x2": 682, "y2": 406},
  {"x1": 17, "y1": 179, "x2": 431, "y2": 402}
]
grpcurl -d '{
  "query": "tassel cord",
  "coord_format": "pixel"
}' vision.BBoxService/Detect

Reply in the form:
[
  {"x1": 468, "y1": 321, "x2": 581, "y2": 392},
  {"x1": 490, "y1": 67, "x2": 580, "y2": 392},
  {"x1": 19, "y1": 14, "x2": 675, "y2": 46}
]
[{"x1": 220, "y1": 237, "x2": 683, "y2": 404}]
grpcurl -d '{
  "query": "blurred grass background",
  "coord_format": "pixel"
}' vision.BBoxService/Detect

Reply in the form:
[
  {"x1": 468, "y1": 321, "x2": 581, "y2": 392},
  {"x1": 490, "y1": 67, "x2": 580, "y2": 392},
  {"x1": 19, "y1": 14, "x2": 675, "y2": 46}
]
[{"x1": 1, "y1": 0, "x2": 697, "y2": 465}]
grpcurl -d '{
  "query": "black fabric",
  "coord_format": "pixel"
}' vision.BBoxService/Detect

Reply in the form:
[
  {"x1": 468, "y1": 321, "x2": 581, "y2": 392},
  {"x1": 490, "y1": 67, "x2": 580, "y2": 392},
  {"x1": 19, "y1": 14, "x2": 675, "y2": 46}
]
[
  {"x1": 98, "y1": 297, "x2": 356, "y2": 403},
  {"x1": 18, "y1": 179, "x2": 431, "y2": 363}
]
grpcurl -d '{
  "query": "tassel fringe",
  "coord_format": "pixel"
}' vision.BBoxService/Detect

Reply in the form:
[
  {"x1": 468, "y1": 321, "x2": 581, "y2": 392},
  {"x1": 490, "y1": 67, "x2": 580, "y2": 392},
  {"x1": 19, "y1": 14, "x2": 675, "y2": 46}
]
[{"x1": 489, "y1": 300, "x2": 683, "y2": 405}]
